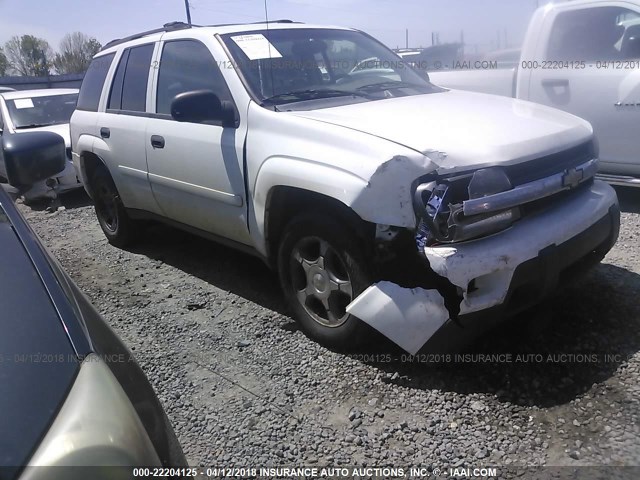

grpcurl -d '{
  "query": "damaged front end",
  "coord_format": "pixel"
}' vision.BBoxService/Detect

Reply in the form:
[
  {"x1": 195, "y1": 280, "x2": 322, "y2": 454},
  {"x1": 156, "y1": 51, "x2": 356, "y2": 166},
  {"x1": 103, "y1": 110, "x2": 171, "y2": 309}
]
[
  {"x1": 348, "y1": 142, "x2": 608, "y2": 355},
  {"x1": 414, "y1": 156, "x2": 599, "y2": 250},
  {"x1": 414, "y1": 168, "x2": 520, "y2": 249}
]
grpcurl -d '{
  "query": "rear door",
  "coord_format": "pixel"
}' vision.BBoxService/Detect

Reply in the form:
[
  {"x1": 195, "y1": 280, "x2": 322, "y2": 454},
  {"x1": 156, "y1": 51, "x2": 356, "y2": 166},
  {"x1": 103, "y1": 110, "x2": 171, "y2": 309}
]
[
  {"x1": 145, "y1": 38, "x2": 250, "y2": 244},
  {"x1": 94, "y1": 42, "x2": 163, "y2": 214},
  {"x1": 526, "y1": 2, "x2": 640, "y2": 176}
]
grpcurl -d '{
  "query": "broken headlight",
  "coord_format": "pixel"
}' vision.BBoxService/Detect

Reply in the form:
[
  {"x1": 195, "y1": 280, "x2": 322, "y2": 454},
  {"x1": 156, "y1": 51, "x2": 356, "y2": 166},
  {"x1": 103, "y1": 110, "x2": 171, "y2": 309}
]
[{"x1": 414, "y1": 167, "x2": 521, "y2": 248}]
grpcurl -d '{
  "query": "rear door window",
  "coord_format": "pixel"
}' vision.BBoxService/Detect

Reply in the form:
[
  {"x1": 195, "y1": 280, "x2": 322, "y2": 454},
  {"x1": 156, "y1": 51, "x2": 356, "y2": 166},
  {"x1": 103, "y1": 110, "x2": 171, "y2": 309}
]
[
  {"x1": 108, "y1": 44, "x2": 154, "y2": 112},
  {"x1": 107, "y1": 50, "x2": 129, "y2": 110}
]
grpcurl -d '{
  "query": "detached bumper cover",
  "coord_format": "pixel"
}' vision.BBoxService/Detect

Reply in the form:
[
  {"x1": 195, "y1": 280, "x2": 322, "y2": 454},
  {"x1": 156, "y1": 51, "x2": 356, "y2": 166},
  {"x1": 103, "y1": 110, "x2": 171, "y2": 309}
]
[{"x1": 348, "y1": 180, "x2": 620, "y2": 354}]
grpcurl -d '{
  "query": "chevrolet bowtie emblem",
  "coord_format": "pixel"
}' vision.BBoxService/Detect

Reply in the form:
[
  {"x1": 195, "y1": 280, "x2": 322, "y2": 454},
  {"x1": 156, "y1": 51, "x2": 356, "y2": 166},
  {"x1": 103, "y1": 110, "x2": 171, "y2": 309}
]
[{"x1": 562, "y1": 168, "x2": 583, "y2": 188}]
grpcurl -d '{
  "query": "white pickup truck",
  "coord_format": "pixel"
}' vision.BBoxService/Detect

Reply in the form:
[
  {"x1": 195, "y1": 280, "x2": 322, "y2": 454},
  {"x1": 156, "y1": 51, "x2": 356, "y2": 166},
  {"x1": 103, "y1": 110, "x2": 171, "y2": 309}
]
[{"x1": 430, "y1": 0, "x2": 640, "y2": 187}]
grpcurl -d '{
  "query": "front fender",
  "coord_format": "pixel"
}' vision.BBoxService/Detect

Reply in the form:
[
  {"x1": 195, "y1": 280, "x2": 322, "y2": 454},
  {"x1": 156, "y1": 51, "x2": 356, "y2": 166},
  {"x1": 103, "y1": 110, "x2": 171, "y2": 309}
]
[
  {"x1": 251, "y1": 156, "x2": 368, "y2": 255},
  {"x1": 250, "y1": 153, "x2": 437, "y2": 255}
]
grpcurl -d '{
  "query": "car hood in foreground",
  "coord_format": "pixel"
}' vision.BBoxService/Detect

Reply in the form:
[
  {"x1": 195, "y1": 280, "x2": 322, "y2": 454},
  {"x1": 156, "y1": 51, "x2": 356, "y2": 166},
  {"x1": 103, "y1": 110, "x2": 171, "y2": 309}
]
[
  {"x1": 0, "y1": 200, "x2": 78, "y2": 474},
  {"x1": 288, "y1": 90, "x2": 593, "y2": 173}
]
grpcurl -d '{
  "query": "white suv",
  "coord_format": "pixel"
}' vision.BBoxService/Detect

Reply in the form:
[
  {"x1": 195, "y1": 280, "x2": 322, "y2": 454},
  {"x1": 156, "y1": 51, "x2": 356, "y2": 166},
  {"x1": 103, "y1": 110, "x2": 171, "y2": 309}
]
[{"x1": 71, "y1": 21, "x2": 620, "y2": 354}]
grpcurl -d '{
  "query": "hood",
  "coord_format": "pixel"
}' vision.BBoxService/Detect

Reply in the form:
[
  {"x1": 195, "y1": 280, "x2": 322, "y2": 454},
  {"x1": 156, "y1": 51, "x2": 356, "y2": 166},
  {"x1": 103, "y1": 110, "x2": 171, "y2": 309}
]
[
  {"x1": 16, "y1": 123, "x2": 71, "y2": 148},
  {"x1": 287, "y1": 90, "x2": 593, "y2": 172}
]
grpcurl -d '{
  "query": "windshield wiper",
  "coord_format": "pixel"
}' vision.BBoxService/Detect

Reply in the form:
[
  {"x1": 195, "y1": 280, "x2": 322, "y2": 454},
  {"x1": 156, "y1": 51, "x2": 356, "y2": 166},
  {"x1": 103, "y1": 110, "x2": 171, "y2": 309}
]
[
  {"x1": 14, "y1": 123, "x2": 54, "y2": 129},
  {"x1": 356, "y1": 81, "x2": 424, "y2": 92},
  {"x1": 261, "y1": 88, "x2": 371, "y2": 105}
]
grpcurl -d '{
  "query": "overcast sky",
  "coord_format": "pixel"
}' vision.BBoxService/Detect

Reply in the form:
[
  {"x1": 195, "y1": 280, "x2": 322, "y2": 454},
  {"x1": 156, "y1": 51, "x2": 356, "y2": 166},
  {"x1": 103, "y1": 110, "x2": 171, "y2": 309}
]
[{"x1": 0, "y1": 0, "x2": 541, "y2": 53}]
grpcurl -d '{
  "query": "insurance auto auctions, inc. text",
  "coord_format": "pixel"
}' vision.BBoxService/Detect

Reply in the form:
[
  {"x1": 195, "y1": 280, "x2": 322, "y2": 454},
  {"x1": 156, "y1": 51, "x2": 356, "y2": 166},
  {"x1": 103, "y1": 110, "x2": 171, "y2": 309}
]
[{"x1": 203, "y1": 466, "x2": 498, "y2": 478}]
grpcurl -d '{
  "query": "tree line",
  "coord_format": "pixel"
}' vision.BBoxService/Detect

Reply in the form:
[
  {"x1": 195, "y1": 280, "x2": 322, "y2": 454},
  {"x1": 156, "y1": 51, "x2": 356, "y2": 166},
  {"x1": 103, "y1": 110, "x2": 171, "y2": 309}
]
[{"x1": 0, "y1": 32, "x2": 101, "y2": 77}]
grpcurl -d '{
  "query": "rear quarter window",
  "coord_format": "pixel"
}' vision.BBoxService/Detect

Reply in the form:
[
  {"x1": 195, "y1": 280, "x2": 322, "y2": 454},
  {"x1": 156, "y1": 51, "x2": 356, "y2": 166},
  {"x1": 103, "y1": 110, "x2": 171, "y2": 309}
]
[{"x1": 76, "y1": 53, "x2": 115, "y2": 111}]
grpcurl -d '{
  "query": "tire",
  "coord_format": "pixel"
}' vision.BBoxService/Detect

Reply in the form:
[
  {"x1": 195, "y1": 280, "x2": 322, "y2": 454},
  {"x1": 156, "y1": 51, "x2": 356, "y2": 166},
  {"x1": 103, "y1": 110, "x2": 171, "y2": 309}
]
[
  {"x1": 91, "y1": 167, "x2": 140, "y2": 248},
  {"x1": 277, "y1": 214, "x2": 373, "y2": 349}
]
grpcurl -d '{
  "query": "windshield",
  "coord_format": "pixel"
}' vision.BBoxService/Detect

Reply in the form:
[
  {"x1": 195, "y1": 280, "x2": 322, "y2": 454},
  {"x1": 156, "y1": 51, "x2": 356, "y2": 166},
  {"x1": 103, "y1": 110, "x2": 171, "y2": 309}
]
[
  {"x1": 221, "y1": 28, "x2": 439, "y2": 107},
  {"x1": 6, "y1": 93, "x2": 78, "y2": 129}
]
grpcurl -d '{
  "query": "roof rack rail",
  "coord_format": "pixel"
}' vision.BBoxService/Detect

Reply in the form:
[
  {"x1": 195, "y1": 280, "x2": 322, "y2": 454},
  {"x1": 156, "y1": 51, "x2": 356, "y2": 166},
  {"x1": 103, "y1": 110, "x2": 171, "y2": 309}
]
[
  {"x1": 101, "y1": 21, "x2": 194, "y2": 51},
  {"x1": 251, "y1": 19, "x2": 298, "y2": 24},
  {"x1": 100, "y1": 19, "x2": 301, "y2": 51},
  {"x1": 205, "y1": 19, "x2": 301, "y2": 28}
]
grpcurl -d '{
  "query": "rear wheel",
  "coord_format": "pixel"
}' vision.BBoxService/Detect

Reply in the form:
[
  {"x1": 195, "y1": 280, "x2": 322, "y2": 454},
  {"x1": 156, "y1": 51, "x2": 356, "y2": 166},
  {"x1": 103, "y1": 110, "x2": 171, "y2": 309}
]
[
  {"x1": 278, "y1": 214, "x2": 373, "y2": 349},
  {"x1": 91, "y1": 168, "x2": 140, "y2": 247}
]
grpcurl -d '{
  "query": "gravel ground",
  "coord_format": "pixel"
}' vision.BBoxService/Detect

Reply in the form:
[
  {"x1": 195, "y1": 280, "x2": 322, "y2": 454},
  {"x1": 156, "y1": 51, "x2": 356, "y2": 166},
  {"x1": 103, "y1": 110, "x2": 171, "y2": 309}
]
[{"x1": 14, "y1": 186, "x2": 640, "y2": 477}]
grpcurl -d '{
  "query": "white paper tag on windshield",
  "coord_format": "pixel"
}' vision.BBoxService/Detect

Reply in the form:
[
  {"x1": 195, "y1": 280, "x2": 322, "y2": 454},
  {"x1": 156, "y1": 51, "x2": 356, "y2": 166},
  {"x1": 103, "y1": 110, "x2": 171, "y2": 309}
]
[
  {"x1": 231, "y1": 34, "x2": 282, "y2": 60},
  {"x1": 14, "y1": 98, "x2": 34, "y2": 109}
]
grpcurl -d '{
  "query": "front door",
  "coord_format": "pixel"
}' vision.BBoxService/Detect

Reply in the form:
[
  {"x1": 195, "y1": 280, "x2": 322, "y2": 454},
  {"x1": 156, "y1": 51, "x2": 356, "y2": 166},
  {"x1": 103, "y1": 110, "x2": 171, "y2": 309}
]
[{"x1": 145, "y1": 39, "x2": 250, "y2": 244}]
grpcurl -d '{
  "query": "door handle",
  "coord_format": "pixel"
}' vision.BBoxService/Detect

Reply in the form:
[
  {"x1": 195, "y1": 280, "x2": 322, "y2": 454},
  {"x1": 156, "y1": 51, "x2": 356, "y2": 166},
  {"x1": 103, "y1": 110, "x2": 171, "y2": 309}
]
[
  {"x1": 150, "y1": 135, "x2": 165, "y2": 149},
  {"x1": 100, "y1": 127, "x2": 110, "y2": 139},
  {"x1": 542, "y1": 79, "x2": 569, "y2": 87}
]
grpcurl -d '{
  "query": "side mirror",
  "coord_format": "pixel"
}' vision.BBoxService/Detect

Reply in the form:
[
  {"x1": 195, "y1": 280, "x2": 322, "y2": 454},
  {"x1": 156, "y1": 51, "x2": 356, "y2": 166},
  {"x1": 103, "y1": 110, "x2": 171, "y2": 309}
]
[
  {"x1": 2, "y1": 131, "x2": 66, "y2": 189},
  {"x1": 170, "y1": 90, "x2": 237, "y2": 127}
]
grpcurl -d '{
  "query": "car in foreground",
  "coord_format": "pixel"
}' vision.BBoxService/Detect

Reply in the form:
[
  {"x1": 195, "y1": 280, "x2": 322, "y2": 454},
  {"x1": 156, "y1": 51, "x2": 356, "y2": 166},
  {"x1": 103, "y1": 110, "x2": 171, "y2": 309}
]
[
  {"x1": 0, "y1": 130, "x2": 186, "y2": 478},
  {"x1": 71, "y1": 21, "x2": 620, "y2": 354},
  {"x1": 0, "y1": 88, "x2": 83, "y2": 201}
]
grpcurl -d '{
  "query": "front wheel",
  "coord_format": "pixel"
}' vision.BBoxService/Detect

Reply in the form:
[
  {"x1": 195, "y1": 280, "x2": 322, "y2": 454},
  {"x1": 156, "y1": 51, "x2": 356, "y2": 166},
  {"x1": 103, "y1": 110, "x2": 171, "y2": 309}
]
[
  {"x1": 91, "y1": 168, "x2": 140, "y2": 248},
  {"x1": 278, "y1": 214, "x2": 373, "y2": 349}
]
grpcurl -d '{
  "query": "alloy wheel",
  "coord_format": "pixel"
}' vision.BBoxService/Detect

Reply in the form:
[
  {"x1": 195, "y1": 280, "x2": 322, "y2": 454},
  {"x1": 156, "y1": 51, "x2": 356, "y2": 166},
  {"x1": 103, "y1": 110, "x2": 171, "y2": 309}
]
[{"x1": 288, "y1": 236, "x2": 354, "y2": 328}]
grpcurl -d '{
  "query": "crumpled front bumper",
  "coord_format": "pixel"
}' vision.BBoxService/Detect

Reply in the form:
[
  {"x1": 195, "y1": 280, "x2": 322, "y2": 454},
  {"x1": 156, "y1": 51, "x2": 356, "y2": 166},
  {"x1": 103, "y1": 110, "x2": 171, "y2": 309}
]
[
  {"x1": 425, "y1": 179, "x2": 618, "y2": 315},
  {"x1": 347, "y1": 180, "x2": 620, "y2": 354}
]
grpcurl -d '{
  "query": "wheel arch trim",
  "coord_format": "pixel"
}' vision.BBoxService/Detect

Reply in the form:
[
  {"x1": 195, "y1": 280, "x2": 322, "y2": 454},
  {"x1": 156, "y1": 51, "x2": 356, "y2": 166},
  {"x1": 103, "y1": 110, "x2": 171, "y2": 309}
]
[{"x1": 75, "y1": 136, "x2": 111, "y2": 199}]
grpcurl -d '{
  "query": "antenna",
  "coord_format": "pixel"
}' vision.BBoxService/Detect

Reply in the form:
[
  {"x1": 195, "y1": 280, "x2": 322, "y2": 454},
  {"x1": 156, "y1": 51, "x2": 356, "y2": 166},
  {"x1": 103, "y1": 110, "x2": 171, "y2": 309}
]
[
  {"x1": 264, "y1": 0, "x2": 271, "y2": 33},
  {"x1": 263, "y1": 0, "x2": 276, "y2": 106},
  {"x1": 184, "y1": 0, "x2": 192, "y2": 26}
]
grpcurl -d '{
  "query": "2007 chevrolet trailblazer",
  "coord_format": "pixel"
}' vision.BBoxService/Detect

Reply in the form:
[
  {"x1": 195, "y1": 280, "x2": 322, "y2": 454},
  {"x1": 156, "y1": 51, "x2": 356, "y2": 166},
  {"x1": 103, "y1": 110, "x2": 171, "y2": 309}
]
[{"x1": 70, "y1": 21, "x2": 620, "y2": 354}]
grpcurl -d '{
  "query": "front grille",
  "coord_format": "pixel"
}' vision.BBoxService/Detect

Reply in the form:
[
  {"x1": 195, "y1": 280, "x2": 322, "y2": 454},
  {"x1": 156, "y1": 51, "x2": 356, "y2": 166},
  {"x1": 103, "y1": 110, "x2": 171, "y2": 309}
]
[
  {"x1": 505, "y1": 141, "x2": 594, "y2": 186},
  {"x1": 415, "y1": 142, "x2": 597, "y2": 244},
  {"x1": 521, "y1": 177, "x2": 594, "y2": 217}
]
